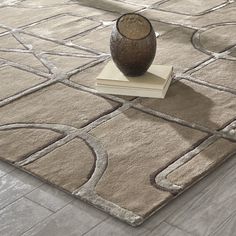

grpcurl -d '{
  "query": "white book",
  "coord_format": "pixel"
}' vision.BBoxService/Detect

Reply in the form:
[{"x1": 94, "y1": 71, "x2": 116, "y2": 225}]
[{"x1": 96, "y1": 61, "x2": 173, "y2": 98}]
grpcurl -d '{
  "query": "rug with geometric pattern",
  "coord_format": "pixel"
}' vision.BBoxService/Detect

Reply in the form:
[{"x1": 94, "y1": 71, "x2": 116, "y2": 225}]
[{"x1": 0, "y1": 0, "x2": 235, "y2": 226}]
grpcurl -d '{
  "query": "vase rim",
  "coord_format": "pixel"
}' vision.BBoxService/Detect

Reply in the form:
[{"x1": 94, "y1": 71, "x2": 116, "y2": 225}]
[{"x1": 116, "y1": 13, "x2": 153, "y2": 41}]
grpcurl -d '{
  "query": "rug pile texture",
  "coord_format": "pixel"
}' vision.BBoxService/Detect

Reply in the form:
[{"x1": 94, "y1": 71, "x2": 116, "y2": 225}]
[{"x1": 0, "y1": 0, "x2": 236, "y2": 226}]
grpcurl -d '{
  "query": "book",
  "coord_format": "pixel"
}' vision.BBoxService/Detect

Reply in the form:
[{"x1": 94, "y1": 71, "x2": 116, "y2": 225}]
[{"x1": 96, "y1": 61, "x2": 173, "y2": 98}]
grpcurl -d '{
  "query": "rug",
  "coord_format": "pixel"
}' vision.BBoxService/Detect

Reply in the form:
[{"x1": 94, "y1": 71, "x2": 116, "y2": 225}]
[{"x1": 0, "y1": 0, "x2": 236, "y2": 226}]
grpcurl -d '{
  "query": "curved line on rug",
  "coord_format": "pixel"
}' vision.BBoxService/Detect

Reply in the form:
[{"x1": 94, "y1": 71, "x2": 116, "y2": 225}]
[
  {"x1": 153, "y1": 120, "x2": 236, "y2": 194},
  {"x1": 191, "y1": 22, "x2": 236, "y2": 61},
  {"x1": 73, "y1": 132, "x2": 108, "y2": 191}
]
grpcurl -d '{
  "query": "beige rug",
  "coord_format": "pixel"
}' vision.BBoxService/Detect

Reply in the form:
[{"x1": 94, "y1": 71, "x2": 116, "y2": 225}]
[{"x1": 0, "y1": 0, "x2": 236, "y2": 226}]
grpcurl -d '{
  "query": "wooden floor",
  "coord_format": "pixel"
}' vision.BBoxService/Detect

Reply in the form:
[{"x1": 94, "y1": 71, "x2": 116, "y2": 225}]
[{"x1": 0, "y1": 154, "x2": 235, "y2": 236}]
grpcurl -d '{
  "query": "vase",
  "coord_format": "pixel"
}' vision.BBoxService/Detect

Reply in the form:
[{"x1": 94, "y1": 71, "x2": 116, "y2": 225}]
[{"x1": 110, "y1": 13, "x2": 156, "y2": 77}]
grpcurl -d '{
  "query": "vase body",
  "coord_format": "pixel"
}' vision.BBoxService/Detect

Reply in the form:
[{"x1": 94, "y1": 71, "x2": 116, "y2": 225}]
[{"x1": 110, "y1": 13, "x2": 156, "y2": 77}]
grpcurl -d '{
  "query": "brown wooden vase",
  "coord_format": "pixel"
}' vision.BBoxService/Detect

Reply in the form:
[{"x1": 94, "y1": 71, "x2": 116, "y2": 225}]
[{"x1": 110, "y1": 13, "x2": 156, "y2": 77}]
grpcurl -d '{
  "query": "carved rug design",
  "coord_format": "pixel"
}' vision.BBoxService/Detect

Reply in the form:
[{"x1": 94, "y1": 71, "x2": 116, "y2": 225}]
[{"x1": 0, "y1": 0, "x2": 236, "y2": 226}]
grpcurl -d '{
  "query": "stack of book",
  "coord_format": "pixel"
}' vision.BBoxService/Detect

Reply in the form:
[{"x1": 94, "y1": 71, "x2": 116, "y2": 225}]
[{"x1": 96, "y1": 61, "x2": 173, "y2": 98}]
